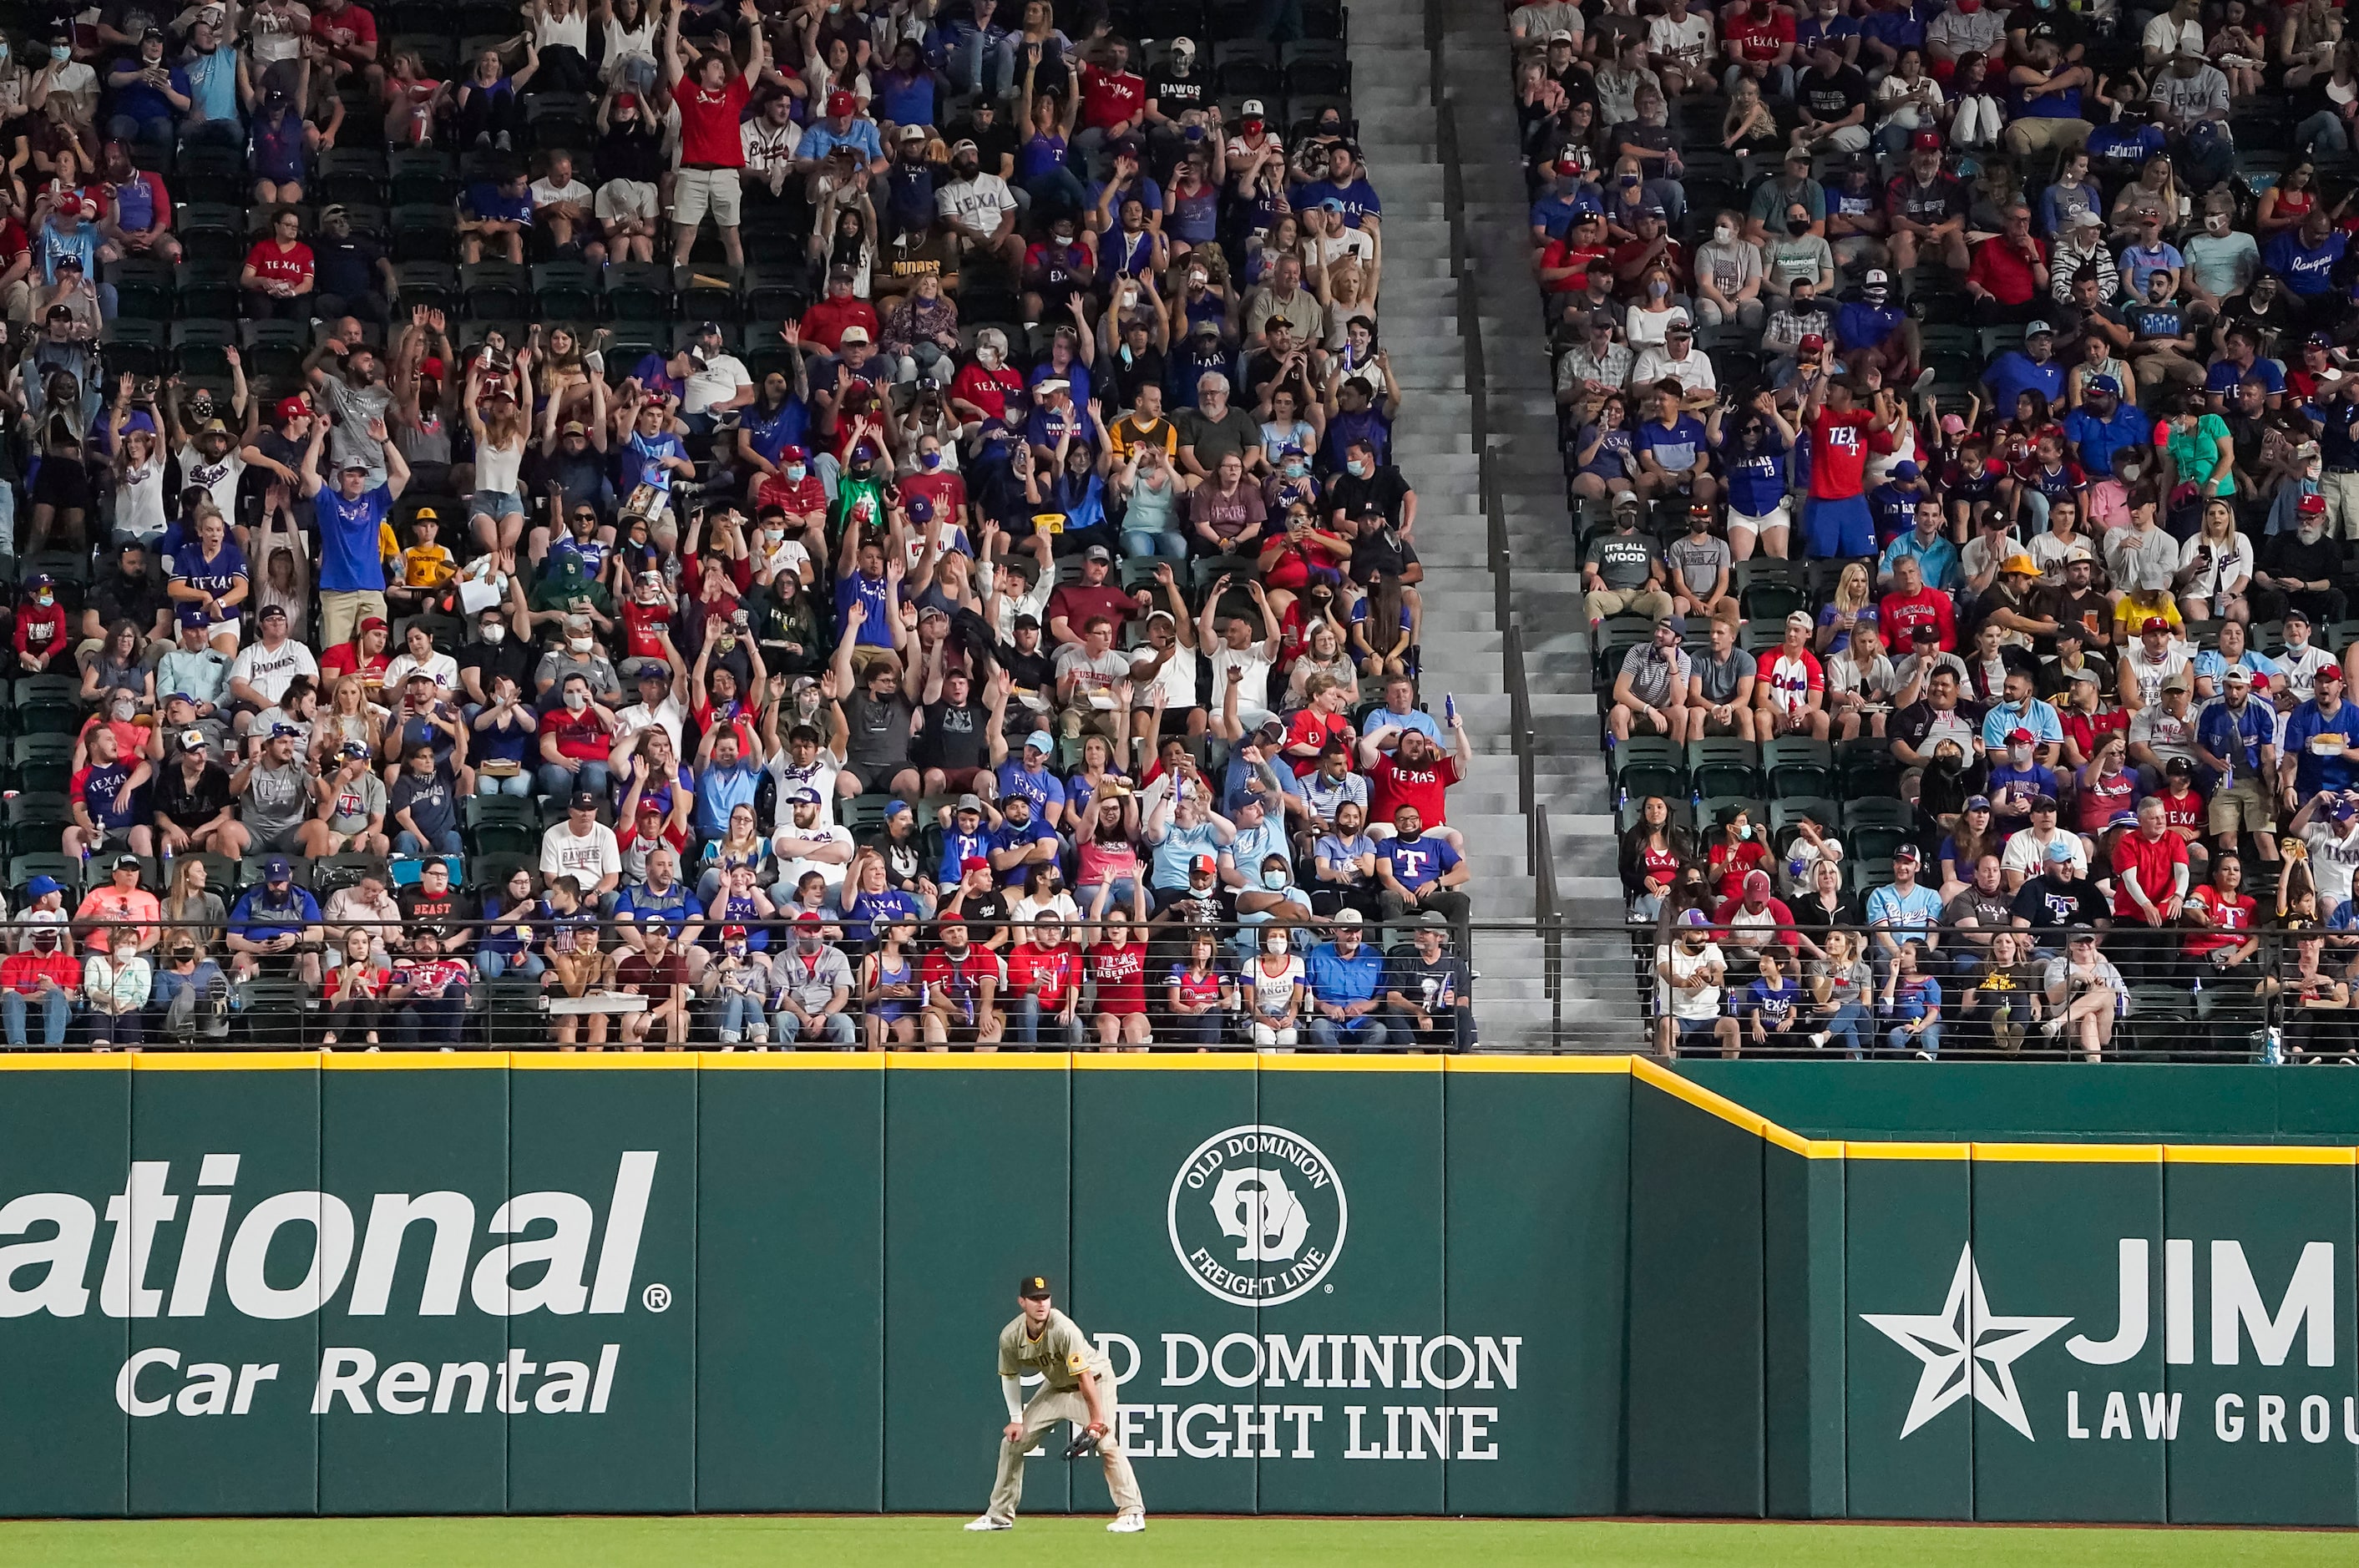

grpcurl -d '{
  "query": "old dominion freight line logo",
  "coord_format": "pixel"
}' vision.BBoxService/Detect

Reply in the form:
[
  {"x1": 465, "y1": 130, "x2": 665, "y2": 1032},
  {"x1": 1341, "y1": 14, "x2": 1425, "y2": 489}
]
[{"x1": 1168, "y1": 1125, "x2": 1348, "y2": 1308}]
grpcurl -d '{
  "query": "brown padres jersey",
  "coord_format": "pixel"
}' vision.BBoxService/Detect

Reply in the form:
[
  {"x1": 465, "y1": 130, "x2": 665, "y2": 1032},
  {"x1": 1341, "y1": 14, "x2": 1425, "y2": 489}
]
[{"x1": 997, "y1": 1308, "x2": 1112, "y2": 1393}]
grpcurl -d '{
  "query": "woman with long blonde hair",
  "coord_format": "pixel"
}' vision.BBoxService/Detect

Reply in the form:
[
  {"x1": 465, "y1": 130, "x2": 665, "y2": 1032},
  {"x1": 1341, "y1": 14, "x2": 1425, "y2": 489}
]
[
  {"x1": 1815, "y1": 561, "x2": 1878, "y2": 655},
  {"x1": 315, "y1": 674, "x2": 381, "y2": 767},
  {"x1": 1315, "y1": 232, "x2": 1380, "y2": 351},
  {"x1": 2178, "y1": 497, "x2": 2253, "y2": 624},
  {"x1": 463, "y1": 359, "x2": 533, "y2": 574}
]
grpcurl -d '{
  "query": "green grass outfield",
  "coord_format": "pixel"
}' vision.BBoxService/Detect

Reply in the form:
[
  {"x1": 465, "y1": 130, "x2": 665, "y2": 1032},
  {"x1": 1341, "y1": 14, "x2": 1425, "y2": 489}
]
[{"x1": 4, "y1": 1516, "x2": 2356, "y2": 1567}]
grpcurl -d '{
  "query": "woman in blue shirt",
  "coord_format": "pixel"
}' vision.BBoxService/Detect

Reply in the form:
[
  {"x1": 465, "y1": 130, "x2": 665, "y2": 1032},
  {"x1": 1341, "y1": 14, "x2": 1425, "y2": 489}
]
[
  {"x1": 1572, "y1": 393, "x2": 1638, "y2": 508},
  {"x1": 1706, "y1": 397, "x2": 1795, "y2": 562},
  {"x1": 1019, "y1": 91, "x2": 1086, "y2": 215},
  {"x1": 1162, "y1": 159, "x2": 1220, "y2": 252},
  {"x1": 706, "y1": 862, "x2": 777, "y2": 953},
  {"x1": 1095, "y1": 197, "x2": 1163, "y2": 289},
  {"x1": 477, "y1": 867, "x2": 545, "y2": 980},
  {"x1": 168, "y1": 510, "x2": 250, "y2": 650},
  {"x1": 468, "y1": 674, "x2": 539, "y2": 797},
  {"x1": 450, "y1": 43, "x2": 538, "y2": 153},
  {"x1": 838, "y1": 850, "x2": 923, "y2": 948},
  {"x1": 873, "y1": 39, "x2": 947, "y2": 134},
  {"x1": 247, "y1": 83, "x2": 311, "y2": 207},
  {"x1": 1814, "y1": 560, "x2": 1878, "y2": 657}
]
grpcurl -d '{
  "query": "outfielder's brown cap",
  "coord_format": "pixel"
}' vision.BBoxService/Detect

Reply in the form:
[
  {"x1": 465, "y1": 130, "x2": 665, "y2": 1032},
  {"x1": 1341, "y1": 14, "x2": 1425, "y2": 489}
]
[{"x1": 1019, "y1": 1275, "x2": 1052, "y2": 1300}]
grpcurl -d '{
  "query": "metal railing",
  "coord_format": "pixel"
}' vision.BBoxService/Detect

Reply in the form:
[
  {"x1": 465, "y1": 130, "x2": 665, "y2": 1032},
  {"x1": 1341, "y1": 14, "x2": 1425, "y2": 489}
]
[
  {"x1": 1433, "y1": 97, "x2": 1538, "y2": 840},
  {"x1": 1533, "y1": 802, "x2": 1563, "y2": 1043},
  {"x1": 0, "y1": 913, "x2": 1545, "y2": 1054},
  {"x1": 1424, "y1": 0, "x2": 1446, "y2": 112},
  {"x1": 1, "y1": 913, "x2": 2330, "y2": 1060},
  {"x1": 1615, "y1": 918, "x2": 2325, "y2": 1063}
]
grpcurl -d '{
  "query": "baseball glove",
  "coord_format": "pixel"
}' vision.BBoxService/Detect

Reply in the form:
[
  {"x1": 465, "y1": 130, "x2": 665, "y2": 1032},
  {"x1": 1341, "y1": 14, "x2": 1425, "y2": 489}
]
[{"x1": 1062, "y1": 1428, "x2": 1106, "y2": 1461}]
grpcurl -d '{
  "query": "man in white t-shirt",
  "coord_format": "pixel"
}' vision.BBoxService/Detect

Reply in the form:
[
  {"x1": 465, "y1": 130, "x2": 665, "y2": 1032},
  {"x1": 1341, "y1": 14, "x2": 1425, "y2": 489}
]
[
  {"x1": 741, "y1": 91, "x2": 802, "y2": 198},
  {"x1": 1630, "y1": 320, "x2": 1718, "y2": 398},
  {"x1": 2129, "y1": 671, "x2": 2200, "y2": 776},
  {"x1": 1303, "y1": 201, "x2": 1375, "y2": 270},
  {"x1": 2293, "y1": 790, "x2": 2359, "y2": 911},
  {"x1": 772, "y1": 787, "x2": 856, "y2": 890},
  {"x1": 225, "y1": 604, "x2": 320, "y2": 733},
  {"x1": 178, "y1": 419, "x2": 245, "y2": 522},
  {"x1": 1656, "y1": 910, "x2": 1738, "y2": 1054},
  {"x1": 1201, "y1": 577, "x2": 1280, "y2": 730},
  {"x1": 2119, "y1": 617, "x2": 2191, "y2": 712},
  {"x1": 1645, "y1": 1, "x2": 1715, "y2": 91},
  {"x1": 681, "y1": 321, "x2": 754, "y2": 429},
  {"x1": 614, "y1": 661, "x2": 690, "y2": 753},
  {"x1": 1998, "y1": 796, "x2": 2088, "y2": 889},
  {"x1": 2143, "y1": 0, "x2": 2205, "y2": 65},
  {"x1": 2273, "y1": 609, "x2": 2338, "y2": 706},
  {"x1": 529, "y1": 151, "x2": 597, "y2": 254},
  {"x1": 539, "y1": 791, "x2": 623, "y2": 900},
  {"x1": 936, "y1": 141, "x2": 1022, "y2": 266}
]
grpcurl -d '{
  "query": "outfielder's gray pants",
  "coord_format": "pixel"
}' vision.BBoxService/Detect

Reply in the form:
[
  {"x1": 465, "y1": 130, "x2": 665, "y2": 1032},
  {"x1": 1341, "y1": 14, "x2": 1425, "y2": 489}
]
[{"x1": 986, "y1": 1382, "x2": 1143, "y2": 1523}]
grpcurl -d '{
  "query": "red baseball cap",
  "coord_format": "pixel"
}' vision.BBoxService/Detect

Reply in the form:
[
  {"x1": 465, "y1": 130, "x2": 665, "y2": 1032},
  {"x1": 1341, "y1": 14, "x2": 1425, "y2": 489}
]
[
  {"x1": 1799, "y1": 332, "x2": 1825, "y2": 352},
  {"x1": 2140, "y1": 616, "x2": 2170, "y2": 635},
  {"x1": 827, "y1": 89, "x2": 856, "y2": 116},
  {"x1": 2007, "y1": 727, "x2": 2032, "y2": 745},
  {"x1": 959, "y1": 856, "x2": 990, "y2": 873},
  {"x1": 1911, "y1": 129, "x2": 1942, "y2": 149},
  {"x1": 276, "y1": 395, "x2": 310, "y2": 422},
  {"x1": 2301, "y1": 492, "x2": 2329, "y2": 515}
]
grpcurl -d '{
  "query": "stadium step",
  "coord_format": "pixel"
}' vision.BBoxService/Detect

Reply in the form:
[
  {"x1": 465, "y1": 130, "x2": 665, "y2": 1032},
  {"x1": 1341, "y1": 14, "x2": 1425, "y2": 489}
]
[{"x1": 1421, "y1": 0, "x2": 1641, "y2": 1038}]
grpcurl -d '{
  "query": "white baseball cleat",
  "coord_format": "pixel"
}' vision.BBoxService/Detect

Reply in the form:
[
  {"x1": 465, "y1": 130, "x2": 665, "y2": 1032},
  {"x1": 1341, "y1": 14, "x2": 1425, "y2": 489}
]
[
  {"x1": 1107, "y1": 1513, "x2": 1147, "y2": 1533},
  {"x1": 964, "y1": 1515, "x2": 1013, "y2": 1531}
]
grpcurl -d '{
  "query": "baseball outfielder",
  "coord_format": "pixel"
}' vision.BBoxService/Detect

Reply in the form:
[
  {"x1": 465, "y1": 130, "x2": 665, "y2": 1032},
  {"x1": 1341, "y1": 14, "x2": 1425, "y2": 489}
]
[{"x1": 964, "y1": 1273, "x2": 1146, "y2": 1534}]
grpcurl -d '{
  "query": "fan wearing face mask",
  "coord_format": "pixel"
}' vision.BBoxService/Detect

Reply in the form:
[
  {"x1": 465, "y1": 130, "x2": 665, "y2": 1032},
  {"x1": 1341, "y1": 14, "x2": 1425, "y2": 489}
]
[
  {"x1": 14, "y1": 572, "x2": 68, "y2": 673},
  {"x1": 1240, "y1": 924, "x2": 1307, "y2": 1050},
  {"x1": 82, "y1": 922, "x2": 153, "y2": 1050},
  {"x1": 2, "y1": 923, "x2": 84, "y2": 1047}
]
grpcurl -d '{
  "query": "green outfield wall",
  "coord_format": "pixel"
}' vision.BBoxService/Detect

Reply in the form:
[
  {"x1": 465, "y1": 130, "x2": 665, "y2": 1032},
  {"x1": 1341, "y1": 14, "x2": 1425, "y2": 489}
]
[{"x1": 2, "y1": 1053, "x2": 2356, "y2": 1524}]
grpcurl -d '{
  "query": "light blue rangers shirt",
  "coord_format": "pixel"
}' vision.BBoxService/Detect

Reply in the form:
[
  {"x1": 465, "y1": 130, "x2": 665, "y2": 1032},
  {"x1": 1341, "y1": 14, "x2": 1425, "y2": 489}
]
[
  {"x1": 1979, "y1": 695, "x2": 2063, "y2": 751},
  {"x1": 1865, "y1": 873, "x2": 1942, "y2": 945}
]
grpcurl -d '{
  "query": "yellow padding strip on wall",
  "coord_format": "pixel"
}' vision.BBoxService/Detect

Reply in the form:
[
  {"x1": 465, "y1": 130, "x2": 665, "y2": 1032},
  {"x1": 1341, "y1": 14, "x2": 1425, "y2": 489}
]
[{"x1": 3, "y1": 1050, "x2": 2352, "y2": 1166}]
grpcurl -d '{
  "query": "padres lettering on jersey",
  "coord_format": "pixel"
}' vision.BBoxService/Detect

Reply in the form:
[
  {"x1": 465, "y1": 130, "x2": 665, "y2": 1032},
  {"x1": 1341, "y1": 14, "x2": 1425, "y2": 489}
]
[{"x1": 997, "y1": 1308, "x2": 1110, "y2": 1393}]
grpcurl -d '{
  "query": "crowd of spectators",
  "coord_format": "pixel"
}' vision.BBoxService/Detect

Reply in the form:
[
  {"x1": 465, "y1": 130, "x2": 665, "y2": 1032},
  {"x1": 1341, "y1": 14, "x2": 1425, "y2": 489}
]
[
  {"x1": 0, "y1": 0, "x2": 1486, "y2": 1052},
  {"x1": 1511, "y1": 0, "x2": 2359, "y2": 1058}
]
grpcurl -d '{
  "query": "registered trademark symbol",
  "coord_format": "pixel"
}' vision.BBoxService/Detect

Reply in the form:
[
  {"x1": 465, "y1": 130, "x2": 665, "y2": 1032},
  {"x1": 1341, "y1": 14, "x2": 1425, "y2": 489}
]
[
  {"x1": 643, "y1": 1282, "x2": 672, "y2": 1313},
  {"x1": 1324, "y1": 1284, "x2": 1333, "y2": 1293}
]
